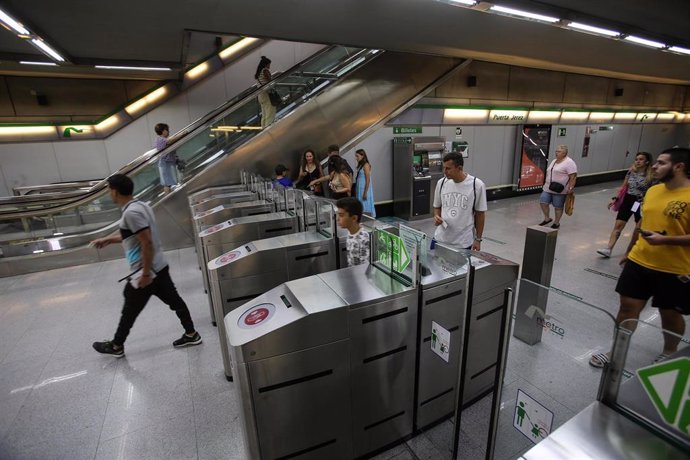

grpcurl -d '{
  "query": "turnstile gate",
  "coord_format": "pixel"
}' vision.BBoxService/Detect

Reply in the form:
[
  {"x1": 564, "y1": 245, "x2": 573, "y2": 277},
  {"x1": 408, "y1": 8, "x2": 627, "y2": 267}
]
[
  {"x1": 208, "y1": 198, "x2": 343, "y2": 380},
  {"x1": 227, "y1": 263, "x2": 418, "y2": 459}
]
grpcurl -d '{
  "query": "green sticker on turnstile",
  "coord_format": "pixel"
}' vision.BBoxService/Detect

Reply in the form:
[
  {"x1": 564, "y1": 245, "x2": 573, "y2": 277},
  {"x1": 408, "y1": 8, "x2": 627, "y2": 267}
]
[
  {"x1": 637, "y1": 357, "x2": 690, "y2": 434},
  {"x1": 375, "y1": 231, "x2": 410, "y2": 272}
]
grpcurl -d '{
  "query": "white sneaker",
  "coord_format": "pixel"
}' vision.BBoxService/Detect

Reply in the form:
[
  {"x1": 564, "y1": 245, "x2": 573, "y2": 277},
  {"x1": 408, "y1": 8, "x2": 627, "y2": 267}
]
[{"x1": 597, "y1": 248, "x2": 611, "y2": 258}]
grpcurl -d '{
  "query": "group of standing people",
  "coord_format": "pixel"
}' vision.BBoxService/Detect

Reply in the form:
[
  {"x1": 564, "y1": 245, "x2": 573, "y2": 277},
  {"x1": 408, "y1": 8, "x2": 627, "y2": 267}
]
[{"x1": 285, "y1": 144, "x2": 376, "y2": 217}]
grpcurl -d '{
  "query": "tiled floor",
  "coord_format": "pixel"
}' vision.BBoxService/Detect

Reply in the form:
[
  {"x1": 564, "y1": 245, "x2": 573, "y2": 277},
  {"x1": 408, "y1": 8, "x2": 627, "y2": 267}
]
[{"x1": 1, "y1": 181, "x2": 687, "y2": 459}]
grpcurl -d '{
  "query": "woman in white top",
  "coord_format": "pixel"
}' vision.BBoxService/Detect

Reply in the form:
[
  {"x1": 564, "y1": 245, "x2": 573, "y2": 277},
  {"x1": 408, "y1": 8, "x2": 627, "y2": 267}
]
[
  {"x1": 539, "y1": 145, "x2": 577, "y2": 229},
  {"x1": 255, "y1": 56, "x2": 276, "y2": 128}
]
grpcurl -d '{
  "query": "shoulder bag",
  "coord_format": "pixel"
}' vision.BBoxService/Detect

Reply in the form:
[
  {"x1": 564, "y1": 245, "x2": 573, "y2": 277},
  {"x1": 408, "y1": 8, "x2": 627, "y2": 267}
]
[{"x1": 547, "y1": 162, "x2": 565, "y2": 193}]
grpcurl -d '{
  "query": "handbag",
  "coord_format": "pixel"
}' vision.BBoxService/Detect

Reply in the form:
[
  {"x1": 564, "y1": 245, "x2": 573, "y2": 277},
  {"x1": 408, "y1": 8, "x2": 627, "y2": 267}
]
[
  {"x1": 548, "y1": 182, "x2": 565, "y2": 193},
  {"x1": 611, "y1": 182, "x2": 628, "y2": 212},
  {"x1": 565, "y1": 193, "x2": 575, "y2": 216},
  {"x1": 175, "y1": 158, "x2": 186, "y2": 172},
  {"x1": 268, "y1": 89, "x2": 281, "y2": 107},
  {"x1": 547, "y1": 161, "x2": 565, "y2": 193}
]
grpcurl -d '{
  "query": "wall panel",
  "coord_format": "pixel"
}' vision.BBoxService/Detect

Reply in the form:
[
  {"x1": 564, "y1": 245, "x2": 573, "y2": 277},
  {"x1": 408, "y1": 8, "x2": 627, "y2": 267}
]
[{"x1": 53, "y1": 140, "x2": 111, "y2": 182}]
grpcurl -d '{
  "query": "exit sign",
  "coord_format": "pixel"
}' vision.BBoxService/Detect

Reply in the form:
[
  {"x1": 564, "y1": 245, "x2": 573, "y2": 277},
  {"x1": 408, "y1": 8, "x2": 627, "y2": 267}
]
[{"x1": 393, "y1": 126, "x2": 423, "y2": 134}]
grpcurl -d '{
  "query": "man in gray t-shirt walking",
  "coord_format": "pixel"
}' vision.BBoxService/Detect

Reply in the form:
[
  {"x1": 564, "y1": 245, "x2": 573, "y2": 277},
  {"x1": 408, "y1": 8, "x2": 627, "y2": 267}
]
[{"x1": 91, "y1": 174, "x2": 201, "y2": 357}]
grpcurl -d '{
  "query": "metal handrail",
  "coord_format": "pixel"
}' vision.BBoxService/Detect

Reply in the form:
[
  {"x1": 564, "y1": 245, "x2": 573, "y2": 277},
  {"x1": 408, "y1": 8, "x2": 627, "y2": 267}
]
[
  {"x1": 12, "y1": 180, "x2": 102, "y2": 196},
  {"x1": 0, "y1": 45, "x2": 361, "y2": 221}
]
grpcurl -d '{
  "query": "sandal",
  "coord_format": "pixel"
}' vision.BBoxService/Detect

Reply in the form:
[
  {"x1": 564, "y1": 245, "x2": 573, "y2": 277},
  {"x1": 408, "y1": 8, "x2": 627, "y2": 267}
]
[
  {"x1": 589, "y1": 352, "x2": 610, "y2": 368},
  {"x1": 551, "y1": 223, "x2": 560, "y2": 229},
  {"x1": 539, "y1": 218, "x2": 553, "y2": 226},
  {"x1": 653, "y1": 353, "x2": 670, "y2": 363}
]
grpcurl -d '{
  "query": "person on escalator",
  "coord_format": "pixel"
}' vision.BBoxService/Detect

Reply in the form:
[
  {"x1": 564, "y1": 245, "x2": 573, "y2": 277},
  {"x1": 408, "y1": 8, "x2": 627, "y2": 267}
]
[
  {"x1": 255, "y1": 56, "x2": 276, "y2": 128},
  {"x1": 154, "y1": 123, "x2": 181, "y2": 194}
]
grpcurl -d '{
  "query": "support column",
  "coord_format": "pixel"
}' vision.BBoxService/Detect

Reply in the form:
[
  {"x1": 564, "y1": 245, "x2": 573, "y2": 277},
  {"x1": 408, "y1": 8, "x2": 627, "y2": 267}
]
[{"x1": 513, "y1": 226, "x2": 558, "y2": 345}]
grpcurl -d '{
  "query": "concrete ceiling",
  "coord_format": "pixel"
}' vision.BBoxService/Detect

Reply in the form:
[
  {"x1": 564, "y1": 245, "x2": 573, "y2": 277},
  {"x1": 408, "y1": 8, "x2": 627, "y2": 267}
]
[{"x1": 0, "y1": 0, "x2": 688, "y2": 84}]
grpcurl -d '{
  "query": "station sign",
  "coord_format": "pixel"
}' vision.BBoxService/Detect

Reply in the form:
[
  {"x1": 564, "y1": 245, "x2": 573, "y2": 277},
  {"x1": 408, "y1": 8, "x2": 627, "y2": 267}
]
[{"x1": 393, "y1": 126, "x2": 423, "y2": 134}]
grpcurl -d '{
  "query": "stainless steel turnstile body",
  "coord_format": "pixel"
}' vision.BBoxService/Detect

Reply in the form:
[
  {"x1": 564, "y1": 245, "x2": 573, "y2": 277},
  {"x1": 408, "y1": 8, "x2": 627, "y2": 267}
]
[
  {"x1": 227, "y1": 264, "x2": 418, "y2": 459},
  {"x1": 208, "y1": 231, "x2": 338, "y2": 379},
  {"x1": 190, "y1": 191, "x2": 257, "y2": 214},
  {"x1": 188, "y1": 184, "x2": 247, "y2": 206},
  {"x1": 416, "y1": 247, "x2": 518, "y2": 429},
  {"x1": 192, "y1": 201, "x2": 275, "y2": 233},
  {"x1": 198, "y1": 212, "x2": 300, "y2": 320}
]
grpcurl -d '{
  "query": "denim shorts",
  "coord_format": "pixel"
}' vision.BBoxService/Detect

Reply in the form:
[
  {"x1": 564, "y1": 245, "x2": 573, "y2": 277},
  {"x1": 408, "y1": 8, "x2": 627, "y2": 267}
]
[
  {"x1": 159, "y1": 162, "x2": 177, "y2": 186},
  {"x1": 539, "y1": 191, "x2": 566, "y2": 209}
]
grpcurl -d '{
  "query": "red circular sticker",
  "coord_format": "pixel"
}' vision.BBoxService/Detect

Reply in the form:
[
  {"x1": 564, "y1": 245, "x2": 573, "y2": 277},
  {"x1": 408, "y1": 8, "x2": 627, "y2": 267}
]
[
  {"x1": 216, "y1": 251, "x2": 239, "y2": 265},
  {"x1": 238, "y1": 303, "x2": 276, "y2": 329},
  {"x1": 244, "y1": 308, "x2": 269, "y2": 325}
]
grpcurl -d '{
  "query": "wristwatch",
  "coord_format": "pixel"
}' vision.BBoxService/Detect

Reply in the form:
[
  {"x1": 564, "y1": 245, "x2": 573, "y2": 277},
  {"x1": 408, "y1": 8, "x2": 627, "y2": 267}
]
[{"x1": 475, "y1": 237, "x2": 483, "y2": 242}]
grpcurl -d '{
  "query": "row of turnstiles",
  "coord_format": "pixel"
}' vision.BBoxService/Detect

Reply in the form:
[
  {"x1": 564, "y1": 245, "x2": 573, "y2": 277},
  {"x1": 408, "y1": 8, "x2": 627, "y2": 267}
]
[{"x1": 189, "y1": 173, "x2": 519, "y2": 459}]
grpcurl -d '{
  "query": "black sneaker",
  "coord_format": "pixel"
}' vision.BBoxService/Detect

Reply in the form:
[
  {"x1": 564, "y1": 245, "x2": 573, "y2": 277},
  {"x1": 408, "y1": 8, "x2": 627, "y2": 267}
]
[
  {"x1": 93, "y1": 340, "x2": 125, "y2": 358},
  {"x1": 173, "y1": 332, "x2": 202, "y2": 348}
]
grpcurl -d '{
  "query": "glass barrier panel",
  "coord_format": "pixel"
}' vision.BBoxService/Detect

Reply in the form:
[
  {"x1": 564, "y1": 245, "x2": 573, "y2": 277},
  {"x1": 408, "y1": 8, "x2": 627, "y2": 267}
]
[
  {"x1": 436, "y1": 278, "x2": 617, "y2": 459},
  {"x1": 612, "y1": 318, "x2": 690, "y2": 450}
]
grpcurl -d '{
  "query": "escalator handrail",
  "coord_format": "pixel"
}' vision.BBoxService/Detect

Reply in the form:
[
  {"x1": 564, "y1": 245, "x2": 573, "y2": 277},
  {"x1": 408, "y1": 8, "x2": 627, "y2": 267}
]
[{"x1": 0, "y1": 45, "x2": 362, "y2": 219}]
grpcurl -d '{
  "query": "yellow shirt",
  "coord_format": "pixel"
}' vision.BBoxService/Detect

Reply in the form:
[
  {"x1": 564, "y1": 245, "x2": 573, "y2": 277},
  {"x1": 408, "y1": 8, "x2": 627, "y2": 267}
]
[{"x1": 629, "y1": 184, "x2": 690, "y2": 275}]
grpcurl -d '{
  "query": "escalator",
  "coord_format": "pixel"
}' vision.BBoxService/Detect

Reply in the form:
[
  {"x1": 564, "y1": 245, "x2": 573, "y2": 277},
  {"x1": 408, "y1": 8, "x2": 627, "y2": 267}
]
[{"x1": 0, "y1": 46, "x2": 466, "y2": 276}]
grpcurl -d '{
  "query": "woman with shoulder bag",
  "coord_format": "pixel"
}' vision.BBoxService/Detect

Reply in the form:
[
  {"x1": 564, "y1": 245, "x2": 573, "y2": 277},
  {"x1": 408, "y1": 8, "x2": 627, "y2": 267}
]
[
  {"x1": 538, "y1": 145, "x2": 577, "y2": 229},
  {"x1": 326, "y1": 156, "x2": 352, "y2": 199},
  {"x1": 596, "y1": 152, "x2": 654, "y2": 258},
  {"x1": 295, "y1": 149, "x2": 324, "y2": 195},
  {"x1": 255, "y1": 56, "x2": 276, "y2": 128}
]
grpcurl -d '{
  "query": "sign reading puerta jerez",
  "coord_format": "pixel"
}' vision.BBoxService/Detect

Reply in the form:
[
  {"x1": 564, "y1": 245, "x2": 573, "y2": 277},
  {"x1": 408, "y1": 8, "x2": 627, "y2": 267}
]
[{"x1": 518, "y1": 125, "x2": 552, "y2": 190}]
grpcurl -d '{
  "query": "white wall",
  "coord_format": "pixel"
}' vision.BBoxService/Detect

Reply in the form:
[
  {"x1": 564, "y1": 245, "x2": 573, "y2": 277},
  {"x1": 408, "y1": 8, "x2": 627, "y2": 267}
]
[
  {"x1": 0, "y1": 40, "x2": 324, "y2": 195},
  {"x1": 341, "y1": 122, "x2": 685, "y2": 204}
]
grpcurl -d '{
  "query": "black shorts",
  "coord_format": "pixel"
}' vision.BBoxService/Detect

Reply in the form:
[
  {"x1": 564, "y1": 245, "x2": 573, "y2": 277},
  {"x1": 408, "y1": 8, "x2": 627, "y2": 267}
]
[
  {"x1": 615, "y1": 193, "x2": 642, "y2": 223},
  {"x1": 616, "y1": 260, "x2": 690, "y2": 314}
]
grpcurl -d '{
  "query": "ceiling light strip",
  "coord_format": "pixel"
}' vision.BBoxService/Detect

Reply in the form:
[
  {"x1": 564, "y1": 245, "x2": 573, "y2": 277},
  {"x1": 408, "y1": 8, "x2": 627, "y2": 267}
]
[
  {"x1": 567, "y1": 22, "x2": 619, "y2": 37},
  {"x1": 0, "y1": 8, "x2": 29, "y2": 35},
  {"x1": 95, "y1": 65, "x2": 172, "y2": 71},
  {"x1": 490, "y1": 5, "x2": 560, "y2": 23},
  {"x1": 624, "y1": 35, "x2": 666, "y2": 49},
  {"x1": 31, "y1": 39, "x2": 65, "y2": 61}
]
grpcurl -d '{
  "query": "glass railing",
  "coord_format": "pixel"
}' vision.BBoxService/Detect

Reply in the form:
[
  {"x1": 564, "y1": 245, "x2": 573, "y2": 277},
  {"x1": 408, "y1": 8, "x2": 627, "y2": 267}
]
[
  {"x1": 607, "y1": 318, "x2": 690, "y2": 451},
  {"x1": 439, "y1": 278, "x2": 617, "y2": 459},
  {"x1": 0, "y1": 45, "x2": 381, "y2": 255}
]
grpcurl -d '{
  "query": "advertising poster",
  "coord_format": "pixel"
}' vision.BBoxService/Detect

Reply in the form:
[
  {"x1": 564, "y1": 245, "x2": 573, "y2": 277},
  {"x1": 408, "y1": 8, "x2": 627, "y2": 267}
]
[
  {"x1": 517, "y1": 125, "x2": 552, "y2": 190},
  {"x1": 582, "y1": 126, "x2": 592, "y2": 157}
]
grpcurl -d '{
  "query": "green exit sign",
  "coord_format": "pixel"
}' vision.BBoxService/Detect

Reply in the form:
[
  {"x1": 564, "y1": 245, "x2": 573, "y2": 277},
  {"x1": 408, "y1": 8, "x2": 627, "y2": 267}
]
[{"x1": 393, "y1": 126, "x2": 423, "y2": 134}]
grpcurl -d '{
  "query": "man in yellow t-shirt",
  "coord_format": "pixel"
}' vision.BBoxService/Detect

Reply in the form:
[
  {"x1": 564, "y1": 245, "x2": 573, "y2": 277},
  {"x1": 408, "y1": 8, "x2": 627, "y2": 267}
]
[{"x1": 590, "y1": 148, "x2": 690, "y2": 368}]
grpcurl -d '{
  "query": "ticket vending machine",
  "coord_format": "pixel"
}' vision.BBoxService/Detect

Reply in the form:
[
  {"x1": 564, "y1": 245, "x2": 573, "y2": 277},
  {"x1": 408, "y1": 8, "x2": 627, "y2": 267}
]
[{"x1": 393, "y1": 136, "x2": 446, "y2": 220}]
